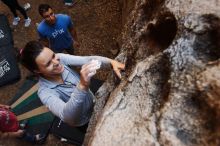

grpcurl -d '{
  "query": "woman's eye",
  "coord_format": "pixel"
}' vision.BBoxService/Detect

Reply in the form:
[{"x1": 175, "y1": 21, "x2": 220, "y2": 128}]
[{"x1": 46, "y1": 61, "x2": 51, "y2": 67}]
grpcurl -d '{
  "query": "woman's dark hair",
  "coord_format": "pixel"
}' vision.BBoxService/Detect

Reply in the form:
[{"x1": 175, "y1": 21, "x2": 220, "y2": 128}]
[
  {"x1": 38, "y1": 4, "x2": 52, "y2": 16},
  {"x1": 20, "y1": 41, "x2": 44, "y2": 72}
]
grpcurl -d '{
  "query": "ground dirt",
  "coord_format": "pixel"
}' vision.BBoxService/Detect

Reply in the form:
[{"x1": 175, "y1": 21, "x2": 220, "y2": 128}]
[{"x1": 0, "y1": 0, "x2": 122, "y2": 145}]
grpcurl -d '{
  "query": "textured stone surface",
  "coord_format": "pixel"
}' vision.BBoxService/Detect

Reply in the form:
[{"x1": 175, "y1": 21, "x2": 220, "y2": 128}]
[
  {"x1": 196, "y1": 60, "x2": 220, "y2": 143},
  {"x1": 85, "y1": 0, "x2": 220, "y2": 146},
  {"x1": 197, "y1": 61, "x2": 220, "y2": 112}
]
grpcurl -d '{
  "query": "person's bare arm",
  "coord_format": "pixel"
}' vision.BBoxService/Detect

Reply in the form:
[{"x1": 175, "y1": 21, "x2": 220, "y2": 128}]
[
  {"x1": 70, "y1": 27, "x2": 78, "y2": 42},
  {"x1": 0, "y1": 104, "x2": 10, "y2": 110},
  {"x1": 0, "y1": 130, "x2": 24, "y2": 139},
  {"x1": 69, "y1": 27, "x2": 80, "y2": 48}
]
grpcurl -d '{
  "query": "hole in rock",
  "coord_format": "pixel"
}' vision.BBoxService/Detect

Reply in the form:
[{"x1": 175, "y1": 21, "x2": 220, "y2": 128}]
[{"x1": 147, "y1": 13, "x2": 177, "y2": 51}]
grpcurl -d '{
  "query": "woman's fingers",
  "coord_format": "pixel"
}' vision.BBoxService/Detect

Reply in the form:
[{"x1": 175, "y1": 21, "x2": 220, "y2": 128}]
[
  {"x1": 81, "y1": 62, "x2": 100, "y2": 76},
  {"x1": 118, "y1": 62, "x2": 125, "y2": 70},
  {"x1": 114, "y1": 68, "x2": 122, "y2": 79},
  {"x1": 111, "y1": 60, "x2": 125, "y2": 79},
  {"x1": 80, "y1": 60, "x2": 101, "y2": 86}
]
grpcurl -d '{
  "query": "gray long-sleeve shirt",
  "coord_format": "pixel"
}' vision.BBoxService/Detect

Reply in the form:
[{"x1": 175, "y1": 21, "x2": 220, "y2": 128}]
[{"x1": 38, "y1": 53, "x2": 111, "y2": 126}]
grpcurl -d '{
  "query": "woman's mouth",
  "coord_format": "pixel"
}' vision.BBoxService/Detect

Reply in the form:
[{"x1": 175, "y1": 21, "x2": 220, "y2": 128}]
[{"x1": 55, "y1": 64, "x2": 63, "y2": 72}]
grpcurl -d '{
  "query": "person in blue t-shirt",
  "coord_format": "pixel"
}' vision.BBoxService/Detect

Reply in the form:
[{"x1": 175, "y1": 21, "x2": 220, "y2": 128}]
[{"x1": 37, "y1": 4, "x2": 79, "y2": 54}]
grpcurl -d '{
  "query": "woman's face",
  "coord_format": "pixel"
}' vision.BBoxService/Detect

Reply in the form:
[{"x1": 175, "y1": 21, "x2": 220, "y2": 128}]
[{"x1": 35, "y1": 47, "x2": 64, "y2": 77}]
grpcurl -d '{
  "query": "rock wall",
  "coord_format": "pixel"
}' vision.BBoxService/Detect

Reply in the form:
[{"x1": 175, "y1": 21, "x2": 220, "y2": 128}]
[{"x1": 85, "y1": 0, "x2": 220, "y2": 146}]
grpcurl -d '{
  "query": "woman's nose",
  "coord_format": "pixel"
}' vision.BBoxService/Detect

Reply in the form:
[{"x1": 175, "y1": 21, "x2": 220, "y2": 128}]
[{"x1": 52, "y1": 58, "x2": 59, "y2": 65}]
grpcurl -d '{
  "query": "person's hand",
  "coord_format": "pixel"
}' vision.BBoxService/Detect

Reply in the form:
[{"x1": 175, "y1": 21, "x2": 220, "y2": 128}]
[
  {"x1": 0, "y1": 104, "x2": 11, "y2": 110},
  {"x1": 4, "y1": 105, "x2": 11, "y2": 110},
  {"x1": 79, "y1": 61, "x2": 100, "y2": 90},
  {"x1": 110, "y1": 60, "x2": 125, "y2": 79},
  {"x1": 14, "y1": 130, "x2": 25, "y2": 138},
  {"x1": 73, "y1": 41, "x2": 80, "y2": 49}
]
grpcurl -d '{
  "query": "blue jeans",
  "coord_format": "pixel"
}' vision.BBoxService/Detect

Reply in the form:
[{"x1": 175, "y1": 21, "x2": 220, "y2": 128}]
[
  {"x1": 19, "y1": 132, "x2": 36, "y2": 143},
  {"x1": 64, "y1": 0, "x2": 73, "y2": 3}
]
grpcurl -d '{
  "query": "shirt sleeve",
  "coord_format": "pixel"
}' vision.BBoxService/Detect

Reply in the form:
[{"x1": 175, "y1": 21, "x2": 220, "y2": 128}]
[
  {"x1": 66, "y1": 15, "x2": 73, "y2": 29},
  {"x1": 37, "y1": 25, "x2": 47, "y2": 39},
  {"x1": 57, "y1": 53, "x2": 112, "y2": 68},
  {"x1": 38, "y1": 87, "x2": 93, "y2": 126}
]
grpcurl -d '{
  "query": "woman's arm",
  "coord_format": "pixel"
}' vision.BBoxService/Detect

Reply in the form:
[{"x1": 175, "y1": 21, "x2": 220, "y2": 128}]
[
  {"x1": 57, "y1": 53, "x2": 111, "y2": 67},
  {"x1": 57, "y1": 53, "x2": 125, "y2": 79}
]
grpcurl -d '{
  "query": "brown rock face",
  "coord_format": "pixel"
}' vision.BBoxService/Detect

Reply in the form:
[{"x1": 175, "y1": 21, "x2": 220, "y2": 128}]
[{"x1": 85, "y1": 0, "x2": 220, "y2": 146}]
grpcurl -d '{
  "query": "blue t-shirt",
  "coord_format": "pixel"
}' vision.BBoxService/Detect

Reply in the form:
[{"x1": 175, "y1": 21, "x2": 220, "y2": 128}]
[{"x1": 37, "y1": 14, "x2": 74, "y2": 52}]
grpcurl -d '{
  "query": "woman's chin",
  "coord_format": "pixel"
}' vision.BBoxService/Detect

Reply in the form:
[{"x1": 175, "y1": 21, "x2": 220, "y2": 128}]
[
  {"x1": 59, "y1": 65, "x2": 64, "y2": 73},
  {"x1": 53, "y1": 64, "x2": 64, "y2": 74}
]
